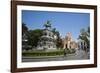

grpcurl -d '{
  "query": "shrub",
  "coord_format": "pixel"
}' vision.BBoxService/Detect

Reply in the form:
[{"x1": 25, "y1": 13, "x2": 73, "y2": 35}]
[
  {"x1": 22, "y1": 50, "x2": 64, "y2": 57},
  {"x1": 22, "y1": 49, "x2": 75, "y2": 57}
]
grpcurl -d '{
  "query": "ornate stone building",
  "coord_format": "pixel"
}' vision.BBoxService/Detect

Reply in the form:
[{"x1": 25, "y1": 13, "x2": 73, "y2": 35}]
[
  {"x1": 63, "y1": 32, "x2": 78, "y2": 49},
  {"x1": 78, "y1": 39, "x2": 88, "y2": 51},
  {"x1": 37, "y1": 21, "x2": 57, "y2": 50}
]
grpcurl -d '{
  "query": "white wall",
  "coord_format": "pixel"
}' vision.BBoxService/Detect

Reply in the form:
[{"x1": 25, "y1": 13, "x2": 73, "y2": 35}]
[{"x1": 0, "y1": 0, "x2": 99, "y2": 73}]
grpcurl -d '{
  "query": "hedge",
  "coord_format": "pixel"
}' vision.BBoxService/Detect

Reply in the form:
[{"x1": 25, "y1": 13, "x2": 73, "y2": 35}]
[
  {"x1": 22, "y1": 49, "x2": 75, "y2": 57},
  {"x1": 22, "y1": 50, "x2": 64, "y2": 57}
]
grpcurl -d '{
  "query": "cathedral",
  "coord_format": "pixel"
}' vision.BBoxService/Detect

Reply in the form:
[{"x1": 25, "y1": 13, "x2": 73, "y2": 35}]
[{"x1": 63, "y1": 32, "x2": 78, "y2": 50}]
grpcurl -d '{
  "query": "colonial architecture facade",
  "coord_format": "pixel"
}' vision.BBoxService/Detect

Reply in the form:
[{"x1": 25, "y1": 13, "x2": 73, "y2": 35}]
[
  {"x1": 78, "y1": 39, "x2": 88, "y2": 51},
  {"x1": 63, "y1": 32, "x2": 78, "y2": 49}
]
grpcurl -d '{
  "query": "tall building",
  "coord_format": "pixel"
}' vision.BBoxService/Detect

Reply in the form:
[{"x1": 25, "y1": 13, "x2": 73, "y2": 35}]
[
  {"x1": 63, "y1": 32, "x2": 78, "y2": 49},
  {"x1": 37, "y1": 21, "x2": 57, "y2": 50}
]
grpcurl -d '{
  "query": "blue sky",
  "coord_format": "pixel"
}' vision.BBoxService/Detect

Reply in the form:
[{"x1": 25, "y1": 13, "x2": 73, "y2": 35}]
[{"x1": 22, "y1": 10, "x2": 90, "y2": 40}]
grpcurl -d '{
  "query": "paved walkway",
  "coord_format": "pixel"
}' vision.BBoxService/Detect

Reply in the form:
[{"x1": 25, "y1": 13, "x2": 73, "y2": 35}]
[{"x1": 22, "y1": 49, "x2": 89, "y2": 62}]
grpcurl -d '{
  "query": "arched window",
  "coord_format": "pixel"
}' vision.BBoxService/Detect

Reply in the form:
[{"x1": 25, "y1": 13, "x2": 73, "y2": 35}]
[
  {"x1": 49, "y1": 45, "x2": 50, "y2": 48},
  {"x1": 43, "y1": 41, "x2": 46, "y2": 45},
  {"x1": 81, "y1": 42, "x2": 83, "y2": 46},
  {"x1": 49, "y1": 33, "x2": 51, "y2": 36},
  {"x1": 44, "y1": 32, "x2": 47, "y2": 36}
]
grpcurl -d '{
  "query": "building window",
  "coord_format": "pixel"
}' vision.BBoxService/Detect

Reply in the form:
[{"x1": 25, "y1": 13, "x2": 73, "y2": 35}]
[
  {"x1": 49, "y1": 33, "x2": 51, "y2": 36},
  {"x1": 44, "y1": 32, "x2": 47, "y2": 36},
  {"x1": 84, "y1": 42, "x2": 85, "y2": 45},
  {"x1": 49, "y1": 45, "x2": 50, "y2": 48},
  {"x1": 81, "y1": 42, "x2": 83, "y2": 45},
  {"x1": 43, "y1": 42, "x2": 46, "y2": 45}
]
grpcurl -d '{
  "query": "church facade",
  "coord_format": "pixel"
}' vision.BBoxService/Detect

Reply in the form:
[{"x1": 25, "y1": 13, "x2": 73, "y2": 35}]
[{"x1": 63, "y1": 32, "x2": 78, "y2": 50}]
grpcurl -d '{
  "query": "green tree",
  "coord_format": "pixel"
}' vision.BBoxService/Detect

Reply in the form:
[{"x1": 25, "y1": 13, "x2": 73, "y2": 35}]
[
  {"x1": 22, "y1": 23, "x2": 28, "y2": 35},
  {"x1": 52, "y1": 28, "x2": 62, "y2": 48},
  {"x1": 28, "y1": 29, "x2": 43, "y2": 47}
]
